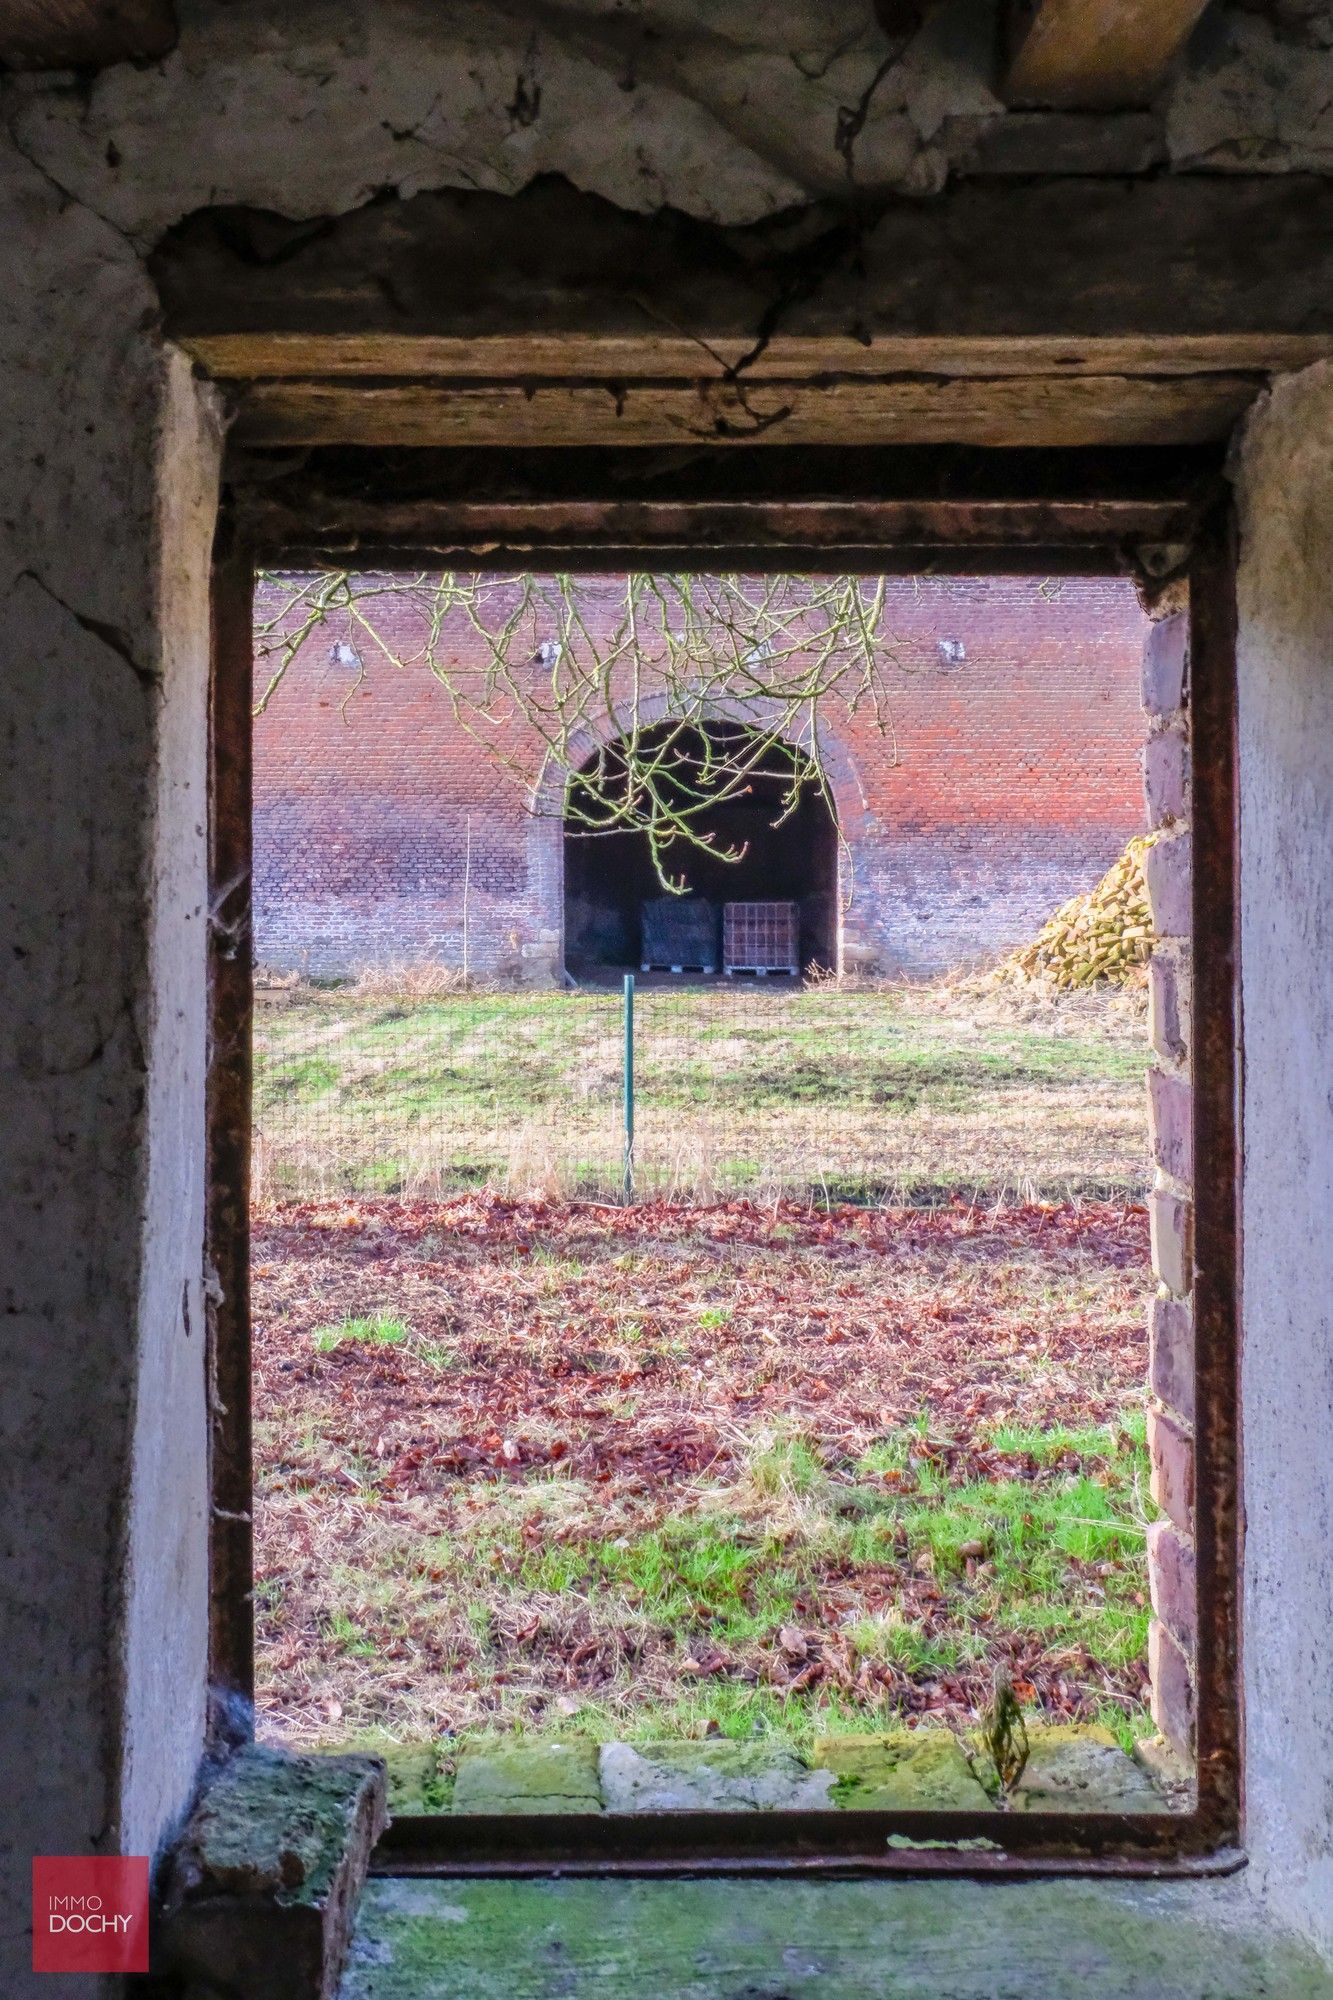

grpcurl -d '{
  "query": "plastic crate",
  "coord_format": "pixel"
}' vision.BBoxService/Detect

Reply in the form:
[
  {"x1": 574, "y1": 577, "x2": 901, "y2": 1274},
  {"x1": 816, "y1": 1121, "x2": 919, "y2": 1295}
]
[
  {"x1": 640, "y1": 897, "x2": 717, "y2": 973},
  {"x1": 722, "y1": 901, "x2": 799, "y2": 975}
]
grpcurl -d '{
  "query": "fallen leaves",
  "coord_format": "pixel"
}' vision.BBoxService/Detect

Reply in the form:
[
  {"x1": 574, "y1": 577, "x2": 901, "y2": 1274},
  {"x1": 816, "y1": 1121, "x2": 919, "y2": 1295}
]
[{"x1": 250, "y1": 1192, "x2": 1152, "y2": 1745}]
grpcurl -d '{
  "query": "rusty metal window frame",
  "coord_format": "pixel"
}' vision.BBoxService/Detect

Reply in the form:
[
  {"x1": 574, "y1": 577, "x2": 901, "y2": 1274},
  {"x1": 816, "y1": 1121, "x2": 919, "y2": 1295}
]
[{"x1": 207, "y1": 444, "x2": 1240, "y2": 1876}]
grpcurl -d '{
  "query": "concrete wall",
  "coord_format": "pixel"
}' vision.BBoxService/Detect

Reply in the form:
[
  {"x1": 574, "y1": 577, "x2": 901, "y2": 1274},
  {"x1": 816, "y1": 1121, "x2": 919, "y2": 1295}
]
[
  {"x1": 0, "y1": 146, "x2": 220, "y2": 1994},
  {"x1": 1, "y1": 4, "x2": 1332, "y2": 1990},
  {"x1": 252, "y1": 574, "x2": 1147, "y2": 981},
  {"x1": 1233, "y1": 361, "x2": 1333, "y2": 1961}
]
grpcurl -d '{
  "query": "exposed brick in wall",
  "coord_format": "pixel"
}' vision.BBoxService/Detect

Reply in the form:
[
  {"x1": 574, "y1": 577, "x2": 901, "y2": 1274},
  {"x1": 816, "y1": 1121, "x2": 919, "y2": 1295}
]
[
  {"x1": 253, "y1": 621, "x2": 563, "y2": 982},
  {"x1": 252, "y1": 574, "x2": 1149, "y2": 979},
  {"x1": 1140, "y1": 608, "x2": 1198, "y2": 1761}
]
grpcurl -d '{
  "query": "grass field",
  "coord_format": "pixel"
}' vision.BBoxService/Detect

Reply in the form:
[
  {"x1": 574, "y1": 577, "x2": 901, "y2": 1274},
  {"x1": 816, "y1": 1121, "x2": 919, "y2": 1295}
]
[
  {"x1": 253, "y1": 1193, "x2": 1156, "y2": 1759},
  {"x1": 252, "y1": 978, "x2": 1161, "y2": 1775},
  {"x1": 254, "y1": 977, "x2": 1151, "y2": 1204}
]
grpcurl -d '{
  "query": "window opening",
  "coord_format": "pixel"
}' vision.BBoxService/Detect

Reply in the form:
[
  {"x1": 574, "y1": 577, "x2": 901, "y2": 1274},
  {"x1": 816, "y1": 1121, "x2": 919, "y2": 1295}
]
[{"x1": 218, "y1": 538, "x2": 1226, "y2": 1863}]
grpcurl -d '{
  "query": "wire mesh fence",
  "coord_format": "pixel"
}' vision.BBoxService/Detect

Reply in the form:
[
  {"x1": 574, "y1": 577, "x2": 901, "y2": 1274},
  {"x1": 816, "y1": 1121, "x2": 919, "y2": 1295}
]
[{"x1": 252, "y1": 974, "x2": 1151, "y2": 1207}]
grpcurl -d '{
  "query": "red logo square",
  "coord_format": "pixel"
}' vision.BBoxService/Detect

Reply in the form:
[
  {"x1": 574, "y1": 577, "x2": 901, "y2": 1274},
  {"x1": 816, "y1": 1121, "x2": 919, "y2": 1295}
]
[{"x1": 32, "y1": 1857, "x2": 150, "y2": 1975}]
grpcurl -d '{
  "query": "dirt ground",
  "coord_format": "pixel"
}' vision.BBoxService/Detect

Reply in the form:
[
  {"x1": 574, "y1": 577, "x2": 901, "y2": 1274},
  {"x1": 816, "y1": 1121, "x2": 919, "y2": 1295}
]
[{"x1": 252, "y1": 1193, "x2": 1154, "y2": 1754}]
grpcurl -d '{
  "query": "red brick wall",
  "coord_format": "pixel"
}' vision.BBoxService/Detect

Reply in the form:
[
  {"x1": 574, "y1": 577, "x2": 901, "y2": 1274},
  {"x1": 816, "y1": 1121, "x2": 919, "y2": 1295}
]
[{"x1": 252, "y1": 573, "x2": 1148, "y2": 979}]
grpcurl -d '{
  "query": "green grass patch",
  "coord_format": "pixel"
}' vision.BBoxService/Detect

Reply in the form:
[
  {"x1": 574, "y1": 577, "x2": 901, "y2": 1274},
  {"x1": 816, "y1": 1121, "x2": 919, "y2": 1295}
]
[
  {"x1": 253, "y1": 983, "x2": 1150, "y2": 1203},
  {"x1": 374, "y1": 1409, "x2": 1157, "y2": 1752},
  {"x1": 313, "y1": 1313, "x2": 411, "y2": 1353}
]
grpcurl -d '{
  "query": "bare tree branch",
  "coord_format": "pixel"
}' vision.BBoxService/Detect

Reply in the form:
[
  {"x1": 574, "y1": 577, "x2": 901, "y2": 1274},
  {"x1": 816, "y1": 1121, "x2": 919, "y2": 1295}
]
[{"x1": 254, "y1": 571, "x2": 909, "y2": 888}]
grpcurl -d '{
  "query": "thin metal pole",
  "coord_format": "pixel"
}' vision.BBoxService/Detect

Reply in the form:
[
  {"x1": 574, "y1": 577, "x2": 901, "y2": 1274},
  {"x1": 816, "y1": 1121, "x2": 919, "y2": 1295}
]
[
  {"x1": 462, "y1": 812, "x2": 472, "y2": 983},
  {"x1": 622, "y1": 971, "x2": 635, "y2": 1203}
]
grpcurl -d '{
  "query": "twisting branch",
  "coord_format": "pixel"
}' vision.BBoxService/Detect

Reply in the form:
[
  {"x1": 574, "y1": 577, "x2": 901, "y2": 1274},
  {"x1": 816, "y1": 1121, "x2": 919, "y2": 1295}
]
[{"x1": 254, "y1": 571, "x2": 911, "y2": 888}]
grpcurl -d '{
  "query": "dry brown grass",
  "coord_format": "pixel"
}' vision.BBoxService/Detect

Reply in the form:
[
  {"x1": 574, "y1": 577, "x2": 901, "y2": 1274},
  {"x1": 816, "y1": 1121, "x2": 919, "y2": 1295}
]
[
  {"x1": 253, "y1": 976, "x2": 1150, "y2": 1205},
  {"x1": 350, "y1": 960, "x2": 479, "y2": 1000}
]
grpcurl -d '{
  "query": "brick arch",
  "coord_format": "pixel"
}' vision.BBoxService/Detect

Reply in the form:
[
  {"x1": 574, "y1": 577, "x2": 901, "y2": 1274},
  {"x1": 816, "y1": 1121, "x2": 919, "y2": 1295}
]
[
  {"x1": 530, "y1": 689, "x2": 865, "y2": 828},
  {"x1": 532, "y1": 694, "x2": 864, "y2": 975}
]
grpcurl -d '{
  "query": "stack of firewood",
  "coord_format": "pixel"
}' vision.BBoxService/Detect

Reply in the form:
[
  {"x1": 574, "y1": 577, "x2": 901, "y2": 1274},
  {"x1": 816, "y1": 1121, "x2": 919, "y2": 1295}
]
[{"x1": 998, "y1": 834, "x2": 1159, "y2": 990}]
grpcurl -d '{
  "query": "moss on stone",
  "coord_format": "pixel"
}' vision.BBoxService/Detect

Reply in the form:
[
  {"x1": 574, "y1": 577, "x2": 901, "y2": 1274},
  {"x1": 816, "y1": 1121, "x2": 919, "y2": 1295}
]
[
  {"x1": 343, "y1": 1876, "x2": 1333, "y2": 2000},
  {"x1": 1004, "y1": 1723, "x2": 1169, "y2": 1813},
  {"x1": 814, "y1": 1729, "x2": 992, "y2": 1810},
  {"x1": 333, "y1": 1737, "x2": 456, "y2": 1813},
  {"x1": 600, "y1": 1738, "x2": 834, "y2": 1810},
  {"x1": 1132, "y1": 1732, "x2": 1195, "y2": 1811},
  {"x1": 174, "y1": 1743, "x2": 386, "y2": 1909},
  {"x1": 380, "y1": 1745, "x2": 455, "y2": 1814},
  {"x1": 452, "y1": 1741, "x2": 602, "y2": 1814}
]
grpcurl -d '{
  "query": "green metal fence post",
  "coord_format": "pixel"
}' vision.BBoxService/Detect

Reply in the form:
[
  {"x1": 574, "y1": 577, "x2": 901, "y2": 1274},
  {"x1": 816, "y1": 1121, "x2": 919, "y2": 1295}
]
[{"x1": 622, "y1": 971, "x2": 636, "y2": 1203}]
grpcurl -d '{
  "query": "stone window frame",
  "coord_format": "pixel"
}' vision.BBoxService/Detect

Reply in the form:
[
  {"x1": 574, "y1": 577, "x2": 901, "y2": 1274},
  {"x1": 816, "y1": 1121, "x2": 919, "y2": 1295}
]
[{"x1": 207, "y1": 445, "x2": 1239, "y2": 1873}]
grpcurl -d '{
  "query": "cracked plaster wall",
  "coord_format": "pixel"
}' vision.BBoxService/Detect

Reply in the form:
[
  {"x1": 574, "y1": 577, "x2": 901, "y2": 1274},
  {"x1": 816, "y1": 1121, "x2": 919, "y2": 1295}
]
[
  {"x1": 0, "y1": 140, "x2": 221, "y2": 2000},
  {"x1": 2, "y1": 0, "x2": 1332, "y2": 240},
  {"x1": 1232, "y1": 361, "x2": 1333, "y2": 1963},
  {"x1": 1, "y1": 4, "x2": 1332, "y2": 1992}
]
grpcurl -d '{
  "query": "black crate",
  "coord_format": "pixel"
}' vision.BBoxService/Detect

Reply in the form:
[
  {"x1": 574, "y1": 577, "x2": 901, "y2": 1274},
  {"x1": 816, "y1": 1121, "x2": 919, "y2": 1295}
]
[{"x1": 640, "y1": 898, "x2": 717, "y2": 972}]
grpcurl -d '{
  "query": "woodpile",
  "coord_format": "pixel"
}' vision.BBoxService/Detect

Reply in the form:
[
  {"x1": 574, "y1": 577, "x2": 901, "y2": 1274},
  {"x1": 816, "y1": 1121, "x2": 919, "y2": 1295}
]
[{"x1": 997, "y1": 834, "x2": 1159, "y2": 990}]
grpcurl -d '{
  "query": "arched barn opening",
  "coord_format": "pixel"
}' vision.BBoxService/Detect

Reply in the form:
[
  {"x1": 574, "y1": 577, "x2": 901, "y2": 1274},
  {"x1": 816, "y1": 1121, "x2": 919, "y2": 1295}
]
[{"x1": 562, "y1": 721, "x2": 839, "y2": 978}]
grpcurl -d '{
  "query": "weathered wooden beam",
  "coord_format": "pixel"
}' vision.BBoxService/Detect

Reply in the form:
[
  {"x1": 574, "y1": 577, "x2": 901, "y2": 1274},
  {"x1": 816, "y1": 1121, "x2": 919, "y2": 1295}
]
[
  {"x1": 234, "y1": 442, "x2": 1221, "y2": 571},
  {"x1": 229, "y1": 372, "x2": 1263, "y2": 450},
  {"x1": 185, "y1": 331, "x2": 1332, "y2": 385},
  {"x1": 0, "y1": 0, "x2": 176, "y2": 69},
  {"x1": 239, "y1": 494, "x2": 1203, "y2": 550},
  {"x1": 1003, "y1": 0, "x2": 1213, "y2": 109},
  {"x1": 174, "y1": 170, "x2": 1333, "y2": 452},
  {"x1": 156, "y1": 178, "x2": 1333, "y2": 388},
  {"x1": 156, "y1": 175, "x2": 1333, "y2": 453},
  {"x1": 240, "y1": 496, "x2": 1206, "y2": 575}
]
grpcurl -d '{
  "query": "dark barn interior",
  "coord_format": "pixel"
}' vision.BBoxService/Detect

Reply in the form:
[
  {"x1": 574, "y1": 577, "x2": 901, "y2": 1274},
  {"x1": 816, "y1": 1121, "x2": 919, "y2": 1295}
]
[{"x1": 562, "y1": 723, "x2": 839, "y2": 976}]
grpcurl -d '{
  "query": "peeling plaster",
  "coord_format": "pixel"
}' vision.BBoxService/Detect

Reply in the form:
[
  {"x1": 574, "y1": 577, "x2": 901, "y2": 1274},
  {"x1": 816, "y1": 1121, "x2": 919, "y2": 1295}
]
[
  {"x1": 0, "y1": 138, "x2": 218, "y2": 1995},
  {"x1": 3, "y1": 0, "x2": 1330, "y2": 252},
  {"x1": 1168, "y1": 10, "x2": 1333, "y2": 172},
  {"x1": 1, "y1": 0, "x2": 969, "y2": 237}
]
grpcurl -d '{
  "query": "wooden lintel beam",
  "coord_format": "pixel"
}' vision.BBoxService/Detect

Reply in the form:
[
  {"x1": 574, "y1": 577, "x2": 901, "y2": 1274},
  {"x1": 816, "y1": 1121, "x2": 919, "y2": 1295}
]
[
  {"x1": 159, "y1": 173, "x2": 1331, "y2": 453},
  {"x1": 153, "y1": 177, "x2": 1333, "y2": 363},
  {"x1": 238, "y1": 492, "x2": 1207, "y2": 563},
  {"x1": 1003, "y1": 0, "x2": 1213, "y2": 109},
  {"x1": 182, "y1": 332, "x2": 1333, "y2": 386},
  {"x1": 228, "y1": 372, "x2": 1264, "y2": 452},
  {"x1": 233, "y1": 440, "x2": 1223, "y2": 569}
]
